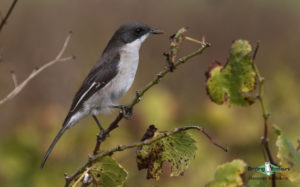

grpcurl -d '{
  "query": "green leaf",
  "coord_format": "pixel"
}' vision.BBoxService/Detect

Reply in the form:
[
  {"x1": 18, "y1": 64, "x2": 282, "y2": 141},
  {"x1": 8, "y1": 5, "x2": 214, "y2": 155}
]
[
  {"x1": 89, "y1": 156, "x2": 128, "y2": 187},
  {"x1": 273, "y1": 125, "x2": 300, "y2": 184},
  {"x1": 206, "y1": 40, "x2": 256, "y2": 106},
  {"x1": 136, "y1": 131, "x2": 197, "y2": 180},
  {"x1": 206, "y1": 159, "x2": 247, "y2": 187}
]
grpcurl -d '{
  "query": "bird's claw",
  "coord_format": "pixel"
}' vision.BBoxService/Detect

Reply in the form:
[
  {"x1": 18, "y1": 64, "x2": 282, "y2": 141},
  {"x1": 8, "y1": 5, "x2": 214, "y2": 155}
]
[
  {"x1": 111, "y1": 104, "x2": 133, "y2": 120},
  {"x1": 120, "y1": 105, "x2": 133, "y2": 120}
]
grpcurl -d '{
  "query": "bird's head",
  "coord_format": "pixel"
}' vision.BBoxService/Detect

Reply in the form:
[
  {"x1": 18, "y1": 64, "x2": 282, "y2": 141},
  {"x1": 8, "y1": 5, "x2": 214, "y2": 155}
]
[
  {"x1": 113, "y1": 22, "x2": 163, "y2": 44},
  {"x1": 103, "y1": 22, "x2": 162, "y2": 54}
]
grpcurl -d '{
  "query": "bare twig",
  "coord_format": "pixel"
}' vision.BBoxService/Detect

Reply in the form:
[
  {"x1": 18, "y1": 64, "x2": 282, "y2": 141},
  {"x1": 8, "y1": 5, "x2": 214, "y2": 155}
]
[
  {"x1": 65, "y1": 125, "x2": 227, "y2": 186},
  {"x1": 252, "y1": 41, "x2": 276, "y2": 187},
  {"x1": 0, "y1": 32, "x2": 74, "y2": 105},
  {"x1": 10, "y1": 70, "x2": 18, "y2": 87},
  {"x1": 0, "y1": 0, "x2": 19, "y2": 32},
  {"x1": 163, "y1": 27, "x2": 188, "y2": 71}
]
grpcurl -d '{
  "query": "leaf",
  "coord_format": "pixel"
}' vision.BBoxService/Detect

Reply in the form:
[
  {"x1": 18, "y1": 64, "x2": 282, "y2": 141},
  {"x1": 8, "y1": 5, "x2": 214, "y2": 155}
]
[
  {"x1": 273, "y1": 125, "x2": 300, "y2": 184},
  {"x1": 206, "y1": 159, "x2": 247, "y2": 187},
  {"x1": 136, "y1": 131, "x2": 197, "y2": 180},
  {"x1": 89, "y1": 156, "x2": 127, "y2": 187},
  {"x1": 206, "y1": 40, "x2": 256, "y2": 106}
]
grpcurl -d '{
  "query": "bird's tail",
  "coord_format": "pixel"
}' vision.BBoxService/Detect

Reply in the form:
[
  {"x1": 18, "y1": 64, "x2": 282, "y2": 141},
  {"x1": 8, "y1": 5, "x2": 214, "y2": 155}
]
[{"x1": 40, "y1": 125, "x2": 69, "y2": 169}]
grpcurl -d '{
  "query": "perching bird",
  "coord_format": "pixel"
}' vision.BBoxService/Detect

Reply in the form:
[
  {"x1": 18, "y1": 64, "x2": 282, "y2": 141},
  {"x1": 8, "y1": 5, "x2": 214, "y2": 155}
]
[{"x1": 41, "y1": 22, "x2": 162, "y2": 168}]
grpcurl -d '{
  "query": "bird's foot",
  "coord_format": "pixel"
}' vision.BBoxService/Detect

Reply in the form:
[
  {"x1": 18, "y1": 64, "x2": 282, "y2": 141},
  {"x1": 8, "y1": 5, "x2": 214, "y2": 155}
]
[
  {"x1": 112, "y1": 105, "x2": 133, "y2": 120},
  {"x1": 121, "y1": 105, "x2": 133, "y2": 120}
]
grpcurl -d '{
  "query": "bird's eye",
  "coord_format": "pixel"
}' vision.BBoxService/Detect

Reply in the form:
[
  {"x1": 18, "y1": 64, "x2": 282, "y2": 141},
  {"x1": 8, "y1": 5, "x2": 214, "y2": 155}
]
[{"x1": 135, "y1": 28, "x2": 143, "y2": 34}]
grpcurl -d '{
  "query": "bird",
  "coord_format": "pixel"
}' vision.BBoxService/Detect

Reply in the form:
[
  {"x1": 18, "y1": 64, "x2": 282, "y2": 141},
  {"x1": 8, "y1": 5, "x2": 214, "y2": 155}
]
[{"x1": 41, "y1": 22, "x2": 163, "y2": 168}]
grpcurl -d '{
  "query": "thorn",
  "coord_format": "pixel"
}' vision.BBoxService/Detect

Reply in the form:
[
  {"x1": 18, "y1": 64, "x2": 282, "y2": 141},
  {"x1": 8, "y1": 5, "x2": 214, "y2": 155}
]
[
  {"x1": 205, "y1": 42, "x2": 212, "y2": 47},
  {"x1": 157, "y1": 72, "x2": 162, "y2": 78},
  {"x1": 69, "y1": 30, "x2": 73, "y2": 34},
  {"x1": 202, "y1": 36, "x2": 206, "y2": 43},
  {"x1": 169, "y1": 34, "x2": 176, "y2": 39},
  {"x1": 136, "y1": 90, "x2": 141, "y2": 97},
  {"x1": 10, "y1": 70, "x2": 18, "y2": 87},
  {"x1": 163, "y1": 52, "x2": 168, "y2": 57},
  {"x1": 261, "y1": 77, "x2": 265, "y2": 82},
  {"x1": 64, "y1": 173, "x2": 70, "y2": 180},
  {"x1": 34, "y1": 66, "x2": 39, "y2": 71},
  {"x1": 83, "y1": 172, "x2": 90, "y2": 184}
]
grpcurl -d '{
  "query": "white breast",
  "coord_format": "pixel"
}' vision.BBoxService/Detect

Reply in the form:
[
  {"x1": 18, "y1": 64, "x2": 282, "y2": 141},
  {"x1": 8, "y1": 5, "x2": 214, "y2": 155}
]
[{"x1": 86, "y1": 34, "x2": 150, "y2": 115}]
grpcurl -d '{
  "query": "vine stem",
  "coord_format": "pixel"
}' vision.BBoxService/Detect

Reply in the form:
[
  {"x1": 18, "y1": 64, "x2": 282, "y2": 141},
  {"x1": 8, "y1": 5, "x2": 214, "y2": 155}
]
[
  {"x1": 65, "y1": 125, "x2": 227, "y2": 187},
  {"x1": 252, "y1": 41, "x2": 276, "y2": 187}
]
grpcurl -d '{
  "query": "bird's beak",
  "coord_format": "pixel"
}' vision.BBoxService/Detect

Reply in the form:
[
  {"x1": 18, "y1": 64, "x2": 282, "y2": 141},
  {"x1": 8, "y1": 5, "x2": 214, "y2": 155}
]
[{"x1": 150, "y1": 28, "x2": 164, "y2": 34}]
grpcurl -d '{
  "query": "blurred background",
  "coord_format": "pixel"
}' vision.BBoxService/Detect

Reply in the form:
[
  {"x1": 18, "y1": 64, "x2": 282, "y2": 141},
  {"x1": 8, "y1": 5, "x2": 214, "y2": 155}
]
[{"x1": 0, "y1": 0, "x2": 300, "y2": 186}]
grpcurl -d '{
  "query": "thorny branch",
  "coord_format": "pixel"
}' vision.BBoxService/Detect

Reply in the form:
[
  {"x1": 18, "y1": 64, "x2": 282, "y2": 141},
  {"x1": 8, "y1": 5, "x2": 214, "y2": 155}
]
[
  {"x1": 65, "y1": 125, "x2": 227, "y2": 186},
  {"x1": 92, "y1": 33, "x2": 210, "y2": 156},
  {"x1": 0, "y1": 0, "x2": 19, "y2": 32},
  {"x1": 163, "y1": 27, "x2": 188, "y2": 71},
  {"x1": 64, "y1": 28, "x2": 215, "y2": 186},
  {"x1": 252, "y1": 41, "x2": 276, "y2": 187},
  {"x1": 0, "y1": 32, "x2": 74, "y2": 105}
]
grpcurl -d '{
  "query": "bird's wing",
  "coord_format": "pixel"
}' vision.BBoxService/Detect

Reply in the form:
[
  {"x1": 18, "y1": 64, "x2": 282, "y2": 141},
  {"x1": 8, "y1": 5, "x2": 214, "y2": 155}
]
[
  {"x1": 63, "y1": 53, "x2": 120, "y2": 126},
  {"x1": 41, "y1": 53, "x2": 120, "y2": 168}
]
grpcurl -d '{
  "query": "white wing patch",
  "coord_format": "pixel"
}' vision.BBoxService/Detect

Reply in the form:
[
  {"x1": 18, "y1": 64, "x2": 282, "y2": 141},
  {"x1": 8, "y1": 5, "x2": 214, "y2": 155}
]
[{"x1": 71, "y1": 82, "x2": 97, "y2": 112}]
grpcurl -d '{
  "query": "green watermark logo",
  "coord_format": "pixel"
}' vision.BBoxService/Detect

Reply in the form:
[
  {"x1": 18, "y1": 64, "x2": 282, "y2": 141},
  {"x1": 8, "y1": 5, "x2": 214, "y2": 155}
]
[{"x1": 248, "y1": 162, "x2": 290, "y2": 176}]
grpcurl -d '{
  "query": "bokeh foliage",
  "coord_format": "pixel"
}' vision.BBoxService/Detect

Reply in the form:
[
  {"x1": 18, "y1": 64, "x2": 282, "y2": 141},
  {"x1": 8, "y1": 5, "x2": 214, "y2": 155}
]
[{"x1": 1, "y1": 0, "x2": 300, "y2": 187}]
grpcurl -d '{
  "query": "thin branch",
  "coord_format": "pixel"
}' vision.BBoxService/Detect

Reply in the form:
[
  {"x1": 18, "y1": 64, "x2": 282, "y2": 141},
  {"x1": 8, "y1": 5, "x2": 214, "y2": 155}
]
[
  {"x1": 252, "y1": 41, "x2": 276, "y2": 187},
  {"x1": 92, "y1": 41, "x2": 211, "y2": 155},
  {"x1": 0, "y1": 0, "x2": 19, "y2": 32},
  {"x1": 163, "y1": 27, "x2": 188, "y2": 71},
  {"x1": 65, "y1": 125, "x2": 227, "y2": 186},
  {"x1": 0, "y1": 32, "x2": 74, "y2": 105},
  {"x1": 71, "y1": 169, "x2": 89, "y2": 187},
  {"x1": 10, "y1": 70, "x2": 18, "y2": 87},
  {"x1": 64, "y1": 29, "x2": 211, "y2": 186}
]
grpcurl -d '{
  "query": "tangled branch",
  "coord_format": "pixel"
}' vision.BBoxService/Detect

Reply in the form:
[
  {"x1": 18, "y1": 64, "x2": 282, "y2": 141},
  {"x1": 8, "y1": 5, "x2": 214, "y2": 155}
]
[
  {"x1": 63, "y1": 27, "x2": 219, "y2": 186},
  {"x1": 0, "y1": 32, "x2": 74, "y2": 105},
  {"x1": 65, "y1": 125, "x2": 227, "y2": 186},
  {"x1": 92, "y1": 39, "x2": 210, "y2": 156}
]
